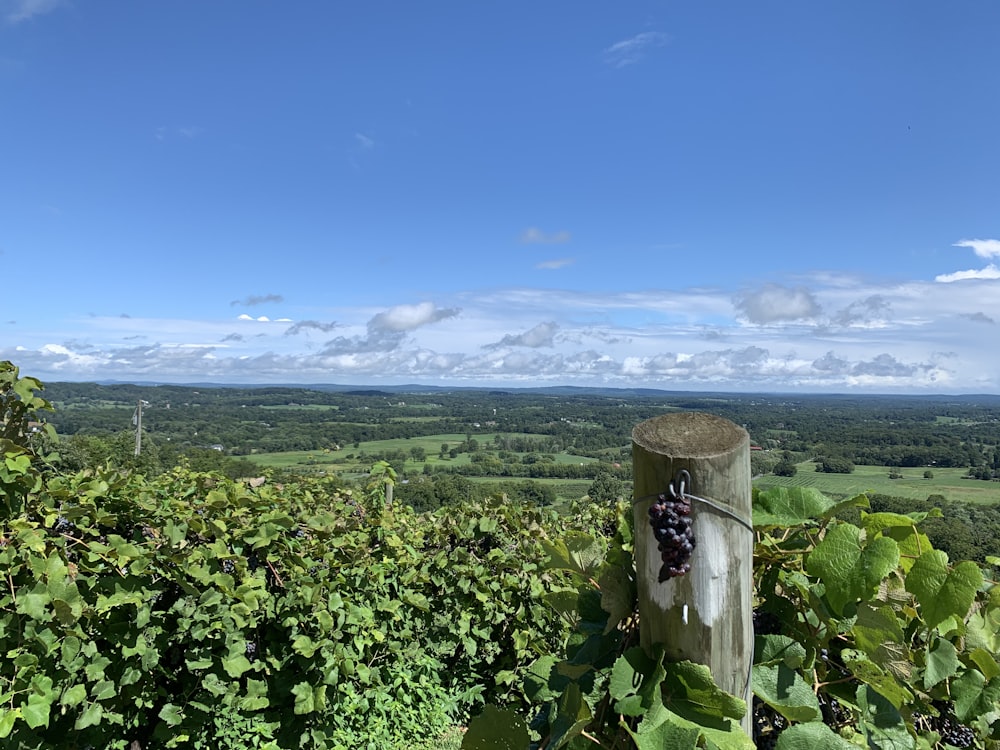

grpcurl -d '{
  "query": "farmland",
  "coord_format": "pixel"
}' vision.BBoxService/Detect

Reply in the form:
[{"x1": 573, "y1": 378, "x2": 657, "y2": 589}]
[
  {"x1": 38, "y1": 381, "x2": 1000, "y2": 511},
  {"x1": 754, "y1": 462, "x2": 998, "y2": 505}
]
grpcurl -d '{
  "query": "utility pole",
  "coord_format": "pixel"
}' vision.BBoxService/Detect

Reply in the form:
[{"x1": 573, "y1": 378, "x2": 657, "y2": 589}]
[{"x1": 133, "y1": 400, "x2": 144, "y2": 456}]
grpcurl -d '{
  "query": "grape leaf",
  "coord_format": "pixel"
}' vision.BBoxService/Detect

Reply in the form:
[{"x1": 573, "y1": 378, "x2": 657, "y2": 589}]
[
  {"x1": 905, "y1": 550, "x2": 983, "y2": 630},
  {"x1": 852, "y1": 603, "x2": 906, "y2": 672},
  {"x1": 547, "y1": 682, "x2": 592, "y2": 750},
  {"x1": 752, "y1": 663, "x2": 821, "y2": 722},
  {"x1": 754, "y1": 634, "x2": 807, "y2": 668},
  {"x1": 856, "y1": 685, "x2": 914, "y2": 750},
  {"x1": 806, "y1": 523, "x2": 899, "y2": 615},
  {"x1": 968, "y1": 647, "x2": 1000, "y2": 681},
  {"x1": 0, "y1": 710, "x2": 16, "y2": 739},
  {"x1": 624, "y1": 706, "x2": 700, "y2": 750},
  {"x1": 662, "y1": 660, "x2": 746, "y2": 722},
  {"x1": 523, "y1": 655, "x2": 566, "y2": 702},
  {"x1": 462, "y1": 705, "x2": 530, "y2": 750},
  {"x1": 609, "y1": 647, "x2": 666, "y2": 717},
  {"x1": 542, "y1": 532, "x2": 605, "y2": 576},
  {"x1": 598, "y1": 562, "x2": 635, "y2": 634},
  {"x1": 952, "y1": 670, "x2": 1000, "y2": 724},
  {"x1": 923, "y1": 637, "x2": 959, "y2": 689},
  {"x1": 158, "y1": 703, "x2": 184, "y2": 727},
  {"x1": 775, "y1": 722, "x2": 858, "y2": 750},
  {"x1": 753, "y1": 487, "x2": 835, "y2": 527},
  {"x1": 21, "y1": 695, "x2": 51, "y2": 730}
]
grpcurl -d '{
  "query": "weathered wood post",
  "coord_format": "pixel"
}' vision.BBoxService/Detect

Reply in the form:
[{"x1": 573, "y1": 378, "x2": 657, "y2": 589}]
[{"x1": 632, "y1": 412, "x2": 754, "y2": 734}]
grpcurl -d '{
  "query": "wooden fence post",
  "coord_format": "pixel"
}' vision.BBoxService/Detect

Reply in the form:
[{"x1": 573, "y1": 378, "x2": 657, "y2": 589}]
[{"x1": 631, "y1": 412, "x2": 754, "y2": 734}]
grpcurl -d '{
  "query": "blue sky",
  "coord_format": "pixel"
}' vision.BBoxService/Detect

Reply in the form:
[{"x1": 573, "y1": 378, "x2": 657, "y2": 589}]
[{"x1": 2, "y1": 1, "x2": 999, "y2": 392}]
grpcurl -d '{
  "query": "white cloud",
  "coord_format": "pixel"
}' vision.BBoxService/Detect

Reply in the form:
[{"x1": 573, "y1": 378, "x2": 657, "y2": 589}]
[
  {"x1": 603, "y1": 31, "x2": 670, "y2": 68},
  {"x1": 355, "y1": 133, "x2": 375, "y2": 149},
  {"x1": 954, "y1": 238, "x2": 1000, "y2": 259},
  {"x1": 4, "y1": 0, "x2": 63, "y2": 24},
  {"x1": 935, "y1": 239, "x2": 1000, "y2": 282},
  {"x1": 851, "y1": 353, "x2": 916, "y2": 378},
  {"x1": 520, "y1": 227, "x2": 571, "y2": 244},
  {"x1": 485, "y1": 322, "x2": 559, "y2": 350},
  {"x1": 285, "y1": 320, "x2": 339, "y2": 336},
  {"x1": 935, "y1": 264, "x2": 1000, "y2": 283},
  {"x1": 7, "y1": 267, "x2": 1000, "y2": 392},
  {"x1": 368, "y1": 302, "x2": 460, "y2": 332},
  {"x1": 734, "y1": 284, "x2": 821, "y2": 324},
  {"x1": 961, "y1": 312, "x2": 995, "y2": 325},
  {"x1": 832, "y1": 295, "x2": 891, "y2": 327}
]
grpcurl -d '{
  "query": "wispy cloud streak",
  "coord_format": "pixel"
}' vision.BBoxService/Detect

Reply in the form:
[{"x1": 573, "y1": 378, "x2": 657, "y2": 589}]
[{"x1": 603, "y1": 31, "x2": 669, "y2": 68}]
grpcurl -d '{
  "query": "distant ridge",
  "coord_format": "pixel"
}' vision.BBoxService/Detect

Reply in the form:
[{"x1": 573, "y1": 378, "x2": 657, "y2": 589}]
[{"x1": 59, "y1": 379, "x2": 1000, "y2": 403}]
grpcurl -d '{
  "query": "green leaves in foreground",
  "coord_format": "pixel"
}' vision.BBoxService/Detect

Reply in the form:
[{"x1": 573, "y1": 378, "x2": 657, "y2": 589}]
[
  {"x1": 806, "y1": 522, "x2": 899, "y2": 615},
  {"x1": 610, "y1": 650, "x2": 750, "y2": 750},
  {"x1": 774, "y1": 722, "x2": 857, "y2": 750},
  {"x1": 753, "y1": 487, "x2": 836, "y2": 528},
  {"x1": 752, "y1": 663, "x2": 820, "y2": 723},
  {"x1": 461, "y1": 705, "x2": 529, "y2": 749},
  {"x1": 905, "y1": 550, "x2": 983, "y2": 631}
]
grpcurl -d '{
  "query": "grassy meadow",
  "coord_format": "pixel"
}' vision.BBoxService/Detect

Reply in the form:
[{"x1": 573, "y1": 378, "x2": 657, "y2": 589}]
[
  {"x1": 753, "y1": 462, "x2": 1000, "y2": 505},
  {"x1": 246, "y1": 432, "x2": 602, "y2": 496}
]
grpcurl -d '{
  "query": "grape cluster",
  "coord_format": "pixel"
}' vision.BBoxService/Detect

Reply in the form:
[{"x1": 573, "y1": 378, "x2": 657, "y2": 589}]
[
  {"x1": 752, "y1": 697, "x2": 787, "y2": 750},
  {"x1": 818, "y1": 693, "x2": 851, "y2": 729},
  {"x1": 648, "y1": 491, "x2": 695, "y2": 581},
  {"x1": 752, "y1": 608, "x2": 782, "y2": 636},
  {"x1": 940, "y1": 721, "x2": 975, "y2": 748},
  {"x1": 922, "y1": 704, "x2": 976, "y2": 749}
]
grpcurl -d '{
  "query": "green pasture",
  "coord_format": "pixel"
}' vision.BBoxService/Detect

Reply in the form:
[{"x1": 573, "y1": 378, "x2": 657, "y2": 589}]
[
  {"x1": 245, "y1": 432, "x2": 598, "y2": 476},
  {"x1": 754, "y1": 463, "x2": 1000, "y2": 505}
]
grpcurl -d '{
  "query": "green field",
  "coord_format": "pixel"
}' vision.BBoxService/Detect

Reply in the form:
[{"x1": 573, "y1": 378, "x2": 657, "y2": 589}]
[
  {"x1": 754, "y1": 463, "x2": 1000, "y2": 505},
  {"x1": 465, "y1": 477, "x2": 594, "y2": 505},
  {"x1": 246, "y1": 432, "x2": 599, "y2": 478}
]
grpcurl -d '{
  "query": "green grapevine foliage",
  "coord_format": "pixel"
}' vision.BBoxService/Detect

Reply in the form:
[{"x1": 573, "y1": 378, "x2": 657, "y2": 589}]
[
  {"x1": 0, "y1": 462, "x2": 595, "y2": 749},
  {"x1": 0, "y1": 362, "x2": 612, "y2": 749},
  {"x1": 466, "y1": 487, "x2": 1000, "y2": 749}
]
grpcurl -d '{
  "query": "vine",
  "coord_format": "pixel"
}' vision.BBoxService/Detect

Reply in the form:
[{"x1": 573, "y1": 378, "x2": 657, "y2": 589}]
[
  {"x1": 0, "y1": 360, "x2": 610, "y2": 749},
  {"x1": 465, "y1": 487, "x2": 1000, "y2": 749}
]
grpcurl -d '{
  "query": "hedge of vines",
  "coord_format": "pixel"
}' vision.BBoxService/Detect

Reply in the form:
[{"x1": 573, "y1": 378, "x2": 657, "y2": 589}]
[{"x1": 0, "y1": 361, "x2": 613, "y2": 749}]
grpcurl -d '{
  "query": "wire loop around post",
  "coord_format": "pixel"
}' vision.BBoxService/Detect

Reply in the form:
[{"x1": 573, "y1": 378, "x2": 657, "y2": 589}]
[{"x1": 634, "y1": 468, "x2": 754, "y2": 533}]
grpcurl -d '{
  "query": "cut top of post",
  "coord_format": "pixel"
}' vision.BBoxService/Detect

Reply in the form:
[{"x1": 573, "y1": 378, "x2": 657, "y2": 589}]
[{"x1": 632, "y1": 412, "x2": 747, "y2": 458}]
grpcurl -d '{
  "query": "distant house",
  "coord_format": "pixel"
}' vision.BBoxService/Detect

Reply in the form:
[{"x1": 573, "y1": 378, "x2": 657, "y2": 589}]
[{"x1": 210, "y1": 444, "x2": 225, "y2": 452}]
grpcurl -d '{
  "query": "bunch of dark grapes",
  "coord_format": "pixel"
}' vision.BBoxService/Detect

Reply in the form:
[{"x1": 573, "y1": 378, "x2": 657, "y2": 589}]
[
  {"x1": 221, "y1": 559, "x2": 237, "y2": 575},
  {"x1": 752, "y1": 698, "x2": 787, "y2": 750},
  {"x1": 752, "y1": 608, "x2": 782, "y2": 636},
  {"x1": 920, "y1": 703, "x2": 977, "y2": 749},
  {"x1": 818, "y1": 693, "x2": 851, "y2": 730},
  {"x1": 941, "y1": 722, "x2": 976, "y2": 748},
  {"x1": 648, "y1": 492, "x2": 695, "y2": 581}
]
